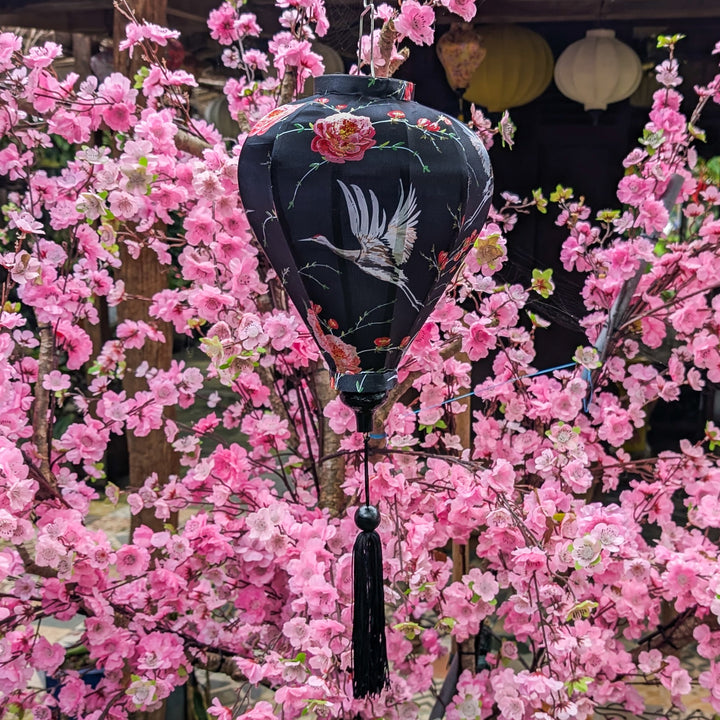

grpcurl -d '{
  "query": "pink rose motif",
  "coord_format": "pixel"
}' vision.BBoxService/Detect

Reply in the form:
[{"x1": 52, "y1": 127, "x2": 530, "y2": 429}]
[{"x1": 310, "y1": 112, "x2": 376, "y2": 163}]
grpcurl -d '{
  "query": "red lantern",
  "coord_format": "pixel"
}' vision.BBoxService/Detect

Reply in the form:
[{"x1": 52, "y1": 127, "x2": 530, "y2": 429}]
[{"x1": 436, "y1": 23, "x2": 486, "y2": 93}]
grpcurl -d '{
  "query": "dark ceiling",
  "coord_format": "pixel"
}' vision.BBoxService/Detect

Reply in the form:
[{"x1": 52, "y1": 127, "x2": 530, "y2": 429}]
[{"x1": 1, "y1": 0, "x2": 719, "y2": 37}]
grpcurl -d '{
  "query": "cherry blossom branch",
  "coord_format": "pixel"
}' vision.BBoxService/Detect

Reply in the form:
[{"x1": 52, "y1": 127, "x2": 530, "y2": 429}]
[
  {"x1": 372, "y1": 337, "x2": 463, "y2": 433},
  {"x1": 31, "y1": 323, "x2": 54, "y2": 482}
]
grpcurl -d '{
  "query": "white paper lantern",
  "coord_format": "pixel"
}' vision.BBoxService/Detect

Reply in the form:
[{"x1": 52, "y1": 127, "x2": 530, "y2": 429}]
[{"x1": 554, "y1": 29, "x2": 642, "y2": 111}]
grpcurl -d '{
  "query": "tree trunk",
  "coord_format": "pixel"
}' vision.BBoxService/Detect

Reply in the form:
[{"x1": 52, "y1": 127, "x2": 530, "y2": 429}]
[{"x1": 314, "y1": 365, "x2": 346, "y2": 514}]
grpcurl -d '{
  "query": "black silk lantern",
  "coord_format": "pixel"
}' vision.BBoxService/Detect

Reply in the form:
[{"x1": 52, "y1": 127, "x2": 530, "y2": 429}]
[{"x1": 238, "y1": 74, "x2": 493, "y2": 698}]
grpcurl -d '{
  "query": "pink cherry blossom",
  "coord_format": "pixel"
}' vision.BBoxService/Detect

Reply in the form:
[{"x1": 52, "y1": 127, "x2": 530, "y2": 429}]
[
  {"x1": 394, "y1": 0, "x2": 435, "y2": 46},
  {"x1": 439, "y1": 0, "x2": 477, "y2": 22}
]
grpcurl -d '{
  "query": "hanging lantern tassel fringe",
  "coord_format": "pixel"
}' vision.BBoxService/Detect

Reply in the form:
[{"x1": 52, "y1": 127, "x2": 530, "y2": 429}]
[
  {"x1": 352, "y1": 429, "x2": 389, "y2": 699},
  {"x1": 353, "y1": 502, "x2": 389, "y2": 698}
]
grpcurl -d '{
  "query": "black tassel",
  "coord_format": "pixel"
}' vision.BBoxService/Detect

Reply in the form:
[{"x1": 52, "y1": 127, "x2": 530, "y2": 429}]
[{"x1": 352, "y1": 504, "x2": 389, "y2": 699}]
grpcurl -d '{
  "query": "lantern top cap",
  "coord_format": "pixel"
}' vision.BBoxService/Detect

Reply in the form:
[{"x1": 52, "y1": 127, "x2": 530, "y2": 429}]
[
  {"x1": 313, "y1": 74, "x2": 415, "y2": 100},
  {"x1": 585, "y1": 28, "x2": 616, "y2": 38}
]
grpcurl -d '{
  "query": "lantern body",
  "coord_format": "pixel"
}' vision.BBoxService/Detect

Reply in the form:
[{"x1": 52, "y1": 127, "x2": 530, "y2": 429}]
[
  {"x1": 463, "y1": 25, "x2": 553, "y2": 112},
  {"x1": 554, "y1": 29, "x2": 642, "y2": 111},
  {"x1": 238, "y1": 75, "x2": 493, "y2": 388},
  {"x1": 436, "y1": 23, "x2": 486, "y2": 93}
]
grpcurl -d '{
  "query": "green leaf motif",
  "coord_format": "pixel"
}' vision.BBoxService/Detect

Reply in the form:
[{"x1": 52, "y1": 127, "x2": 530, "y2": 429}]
[{"x1": 531, "y1": 268, "x2": 555, "y2": 298}]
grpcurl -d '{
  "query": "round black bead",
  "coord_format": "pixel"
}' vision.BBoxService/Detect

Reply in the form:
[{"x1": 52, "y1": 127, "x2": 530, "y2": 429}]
[{"x1": 355, "y1": 504, "x2": 381, "y2": 531}]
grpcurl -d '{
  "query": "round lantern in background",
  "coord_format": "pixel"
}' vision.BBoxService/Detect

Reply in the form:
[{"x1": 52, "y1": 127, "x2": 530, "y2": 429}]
[
  {"x1": 463, "y1": 25, "x2": 554, "y2": 112},
  {"x1": 204, "y1": 96, "x2": 240, "y2": 138},
  {"x1": 300, "y1": 42, "x2": 344, "y2": 96},
  {"x1": 554, "y1": 29, "x2": 642, "y2": 111},
  {"x1": 436, "y1": 23, "x2": 486, "y2": 94}
]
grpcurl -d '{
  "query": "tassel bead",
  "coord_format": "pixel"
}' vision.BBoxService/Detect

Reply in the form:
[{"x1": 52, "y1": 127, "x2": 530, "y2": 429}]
[{"x1": 355, "y1": 504, "x2": 380, "y2": 531}]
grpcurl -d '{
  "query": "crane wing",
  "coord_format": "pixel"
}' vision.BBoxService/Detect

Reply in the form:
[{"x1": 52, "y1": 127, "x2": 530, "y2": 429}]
[
  {"x1": 337, "y1": 180, "x2": 386, "y2": 245},
  {"x1": 384, "y1": 182, "x2": 420, "y2": 266}
]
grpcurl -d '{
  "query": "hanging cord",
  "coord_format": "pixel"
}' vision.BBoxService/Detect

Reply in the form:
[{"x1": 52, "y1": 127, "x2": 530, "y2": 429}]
[
  {"x1": 357, "y1": 0, "x2": 377, "y2": 77},
  {"x1": 363, "y1": 432, "x2": 371, "y2": 506},
  {"x1": 352, "y1": 430, "x2": 389, "y2": 698}
]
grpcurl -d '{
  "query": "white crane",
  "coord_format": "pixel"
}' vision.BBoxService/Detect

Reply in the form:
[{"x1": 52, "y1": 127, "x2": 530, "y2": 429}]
[{"x1": 299, "y1": 180, "x2": 422, "y2": 310}]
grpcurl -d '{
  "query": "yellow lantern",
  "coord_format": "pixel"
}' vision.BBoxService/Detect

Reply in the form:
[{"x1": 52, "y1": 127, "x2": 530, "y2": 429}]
[
  {"x1": 463, "y1": 25, "x2": 554, "y2": 112},
  {"x1": 554, "y1": 29, "x2": 642, "y2": 111},
  {"x1": 436, "y1": 23, "x2": 486, "y2": 93}
]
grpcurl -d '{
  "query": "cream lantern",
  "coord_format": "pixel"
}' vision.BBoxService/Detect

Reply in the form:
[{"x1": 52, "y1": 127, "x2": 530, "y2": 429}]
[{"x1": 554, "y1": 29, "x2": 643, "y2": 111}]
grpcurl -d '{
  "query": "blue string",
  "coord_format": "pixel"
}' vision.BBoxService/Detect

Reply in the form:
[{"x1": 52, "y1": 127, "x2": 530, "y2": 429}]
[
  {"x1": 413, "y1": 361, "x2": 577, "y2": 414},
  {"x1": 581, "y1": 368, "x2": 593, "y2": 413},
  {"x1": 369, "y1": 361, "x2": 581, "y2": 438}
]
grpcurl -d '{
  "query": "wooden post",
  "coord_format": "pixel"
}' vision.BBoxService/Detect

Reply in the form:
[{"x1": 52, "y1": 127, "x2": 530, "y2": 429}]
[
  {"x1": 113, "y1": 0, "x2": 177, "y2": 530},
  {"x1": 71, "y1": 33, "x2": 92, "y2": 80},
  {"x1": 452, "y1": 542, "x2": 473, "y2": 670},
  {"x1": 113, "y1": 3, "x2": 174, "y2": 718},
  {"x1": 114, "y1": 0, "x2": 168, "y2": 78},
  {"x1": 452, "y1": 352, "x2": 474, "y2": 671},
  {"x1": 115, "y1": 244, "x2": 178, "y2": 536}
]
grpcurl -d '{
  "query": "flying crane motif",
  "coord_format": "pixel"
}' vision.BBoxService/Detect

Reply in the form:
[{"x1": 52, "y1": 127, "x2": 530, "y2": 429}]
[{"x1": 299, "y1": 180, "x2": 422, "y2": 310}]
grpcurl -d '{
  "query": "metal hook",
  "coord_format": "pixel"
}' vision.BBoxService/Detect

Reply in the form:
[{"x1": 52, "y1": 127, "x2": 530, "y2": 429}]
[{"x1": 357, "y1": 0, "x2": 377, "y2": 77}]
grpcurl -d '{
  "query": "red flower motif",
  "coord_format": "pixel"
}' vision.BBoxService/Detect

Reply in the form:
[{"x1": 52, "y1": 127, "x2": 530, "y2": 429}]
[
  {"x1": 310, "y1": 112, "x2": 376, "y2": 164},
  {"x1": 249, "y1": 104, "x2": 301, "y2": 137},
  {"x1": 325, "y1": 335, "x2": 361, "y2": 374},
  {"x1": 403, "y1": 83, "x2": 414, "y2": 101},
  {"x1": 438, "y1": 251, "x2": 449, "y2": 270},
  {"x1": 374, "y1": 337, "x2": 392, "y2": 348},
  {"x1": 417, "y1": 117, "x2": 441, "y2": 132},
  {"x1": 388, "y1": 110, "x2": 406, "y2": 119},
  {"x1": 335, "y1": 104, "x2": 347, "y2": 110},
  {"x1": 327, "y1": 318, "x2": 339, "y2": 330},
  {"x1": 306, "y1": 305, "x2": 361, "y2": 374}
]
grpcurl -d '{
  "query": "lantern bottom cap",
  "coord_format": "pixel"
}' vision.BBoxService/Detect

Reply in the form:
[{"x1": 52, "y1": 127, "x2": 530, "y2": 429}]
[
  {"x1": 336, "y1": 371, "x2": 398, "y2": 434},
  {"x1": 335, "y1": 370, "x2": 397, "y2": 395}
]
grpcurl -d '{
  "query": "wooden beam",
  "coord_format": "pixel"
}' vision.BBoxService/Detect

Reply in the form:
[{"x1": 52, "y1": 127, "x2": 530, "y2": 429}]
[
  {"x1": 2, "y1": 0, "x2": 719, "y2": 36},
  {"x1": 165, "y1": 7, "x2": 208, "y2": 24},
  {"x1": 472, "y1": 0, "x2": 720, "y2": 22},
  {"x1": 451, "y1": 352, "x2": 474, "y2": 671},
  {"x1": 0, "y1": 9, "x2": 111, "y2": 34}
]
